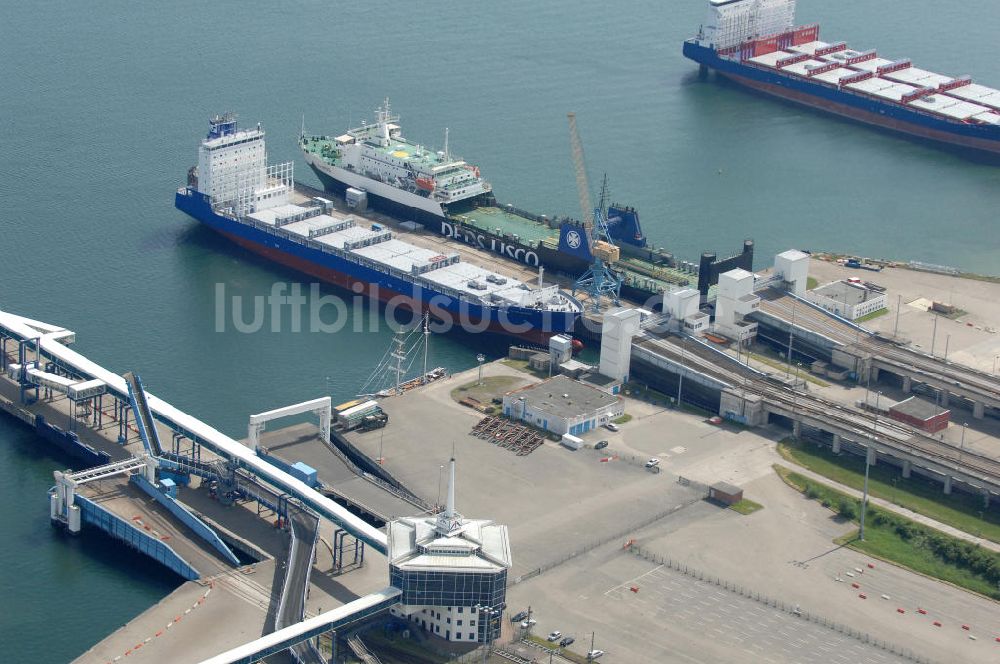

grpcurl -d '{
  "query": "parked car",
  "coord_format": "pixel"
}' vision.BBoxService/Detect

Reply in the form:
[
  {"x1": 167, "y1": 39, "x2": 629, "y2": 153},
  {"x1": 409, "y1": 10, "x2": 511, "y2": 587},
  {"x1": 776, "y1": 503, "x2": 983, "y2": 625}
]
[
  {"x1": 511, "y1": 610, "x2": 528, "y2": 622},
  {"x1": 604, "y1": 422, "x2": 620, "y2": 432},
  {"x1": 645, "y1": 458, "x2": 660, "y2": 468},
  {"x1": 708, "y1": 415, "x2": 723, "y2": 425},
  {"x1": 559, "y1": 636, "x2": 575, "y2": 647},
  {"x1": 519, "y1": 618, "x2": 537, "y2": 628},
  {"x1": 594, "y1": 440, "x2": 609, "y2": 450},
  {"x1": 546, "y1": 631, "x2": 562, "y2": 642},
  {"x1": 587, "y1": 650, "x2": 605, "y2": 660}
]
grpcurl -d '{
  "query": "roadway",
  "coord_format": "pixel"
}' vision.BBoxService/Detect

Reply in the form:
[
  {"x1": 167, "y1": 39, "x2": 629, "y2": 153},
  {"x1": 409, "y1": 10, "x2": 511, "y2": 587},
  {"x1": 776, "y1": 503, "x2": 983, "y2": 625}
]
[
  {"x1": 282, "y1": 506, "x2": 324, "y2": 664},
  {"x1": 82, "y1": 476, "x2": 235, "y2": 579},
  {"x1": 258, "y1": 423, "x2": 422, "y2": 524}
]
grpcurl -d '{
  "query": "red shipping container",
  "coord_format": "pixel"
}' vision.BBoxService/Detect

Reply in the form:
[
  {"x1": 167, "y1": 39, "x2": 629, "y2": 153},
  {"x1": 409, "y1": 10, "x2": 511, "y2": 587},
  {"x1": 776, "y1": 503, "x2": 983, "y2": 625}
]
[
  {"x1": 754, "y1": 37, "x2": 780, "y2": 57},
  {"x1": 792, "y1": 25, "x2": 820, "y2": 45}
]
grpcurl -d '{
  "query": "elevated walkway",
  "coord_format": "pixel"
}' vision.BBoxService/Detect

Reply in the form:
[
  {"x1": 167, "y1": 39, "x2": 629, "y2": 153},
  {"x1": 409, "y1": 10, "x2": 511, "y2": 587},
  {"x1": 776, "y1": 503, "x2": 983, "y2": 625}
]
[
  {"x1": 124, "y1": 371, "x2": 164, "y2": 455},
  {"x1": 0, "y1": 309, "x2": 387, "y2": 554},
  {"x1": 199, "y1": 587, "x2": 402, "y2": 664}
]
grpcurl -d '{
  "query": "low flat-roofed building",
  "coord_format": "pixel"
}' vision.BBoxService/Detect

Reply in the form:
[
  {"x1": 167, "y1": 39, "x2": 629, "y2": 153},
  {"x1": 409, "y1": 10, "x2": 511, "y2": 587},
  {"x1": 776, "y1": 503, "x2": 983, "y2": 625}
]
[
  {"x1": 807, "y1": 280, "x2": 887, "y2": 320},
  {"x1": 709, "y1": 482, "x2": 744, "y2": 506},
  {"x1": 502, "y1": 374, "x2": 623, "y2": 436},
  {"x1": 889, "y1": 396, "x2": 950, "y2": 433}
]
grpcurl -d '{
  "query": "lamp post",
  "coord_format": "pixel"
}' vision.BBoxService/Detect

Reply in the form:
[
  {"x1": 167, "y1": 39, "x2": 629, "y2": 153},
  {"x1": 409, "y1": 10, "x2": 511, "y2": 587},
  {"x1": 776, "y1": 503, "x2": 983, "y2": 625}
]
[
  {"x1": 860, "y1": 391, "x2": 880, "y2": 542},
  {"x1": 676, "y1": 336, "x2": 686, "y2": 409},
  {"x1": 477, "y1": 354, "x2": 486, "y2": 386},
  {"x1": 791, "y1": 385, "x2": 799, "y2": 441},
  {"x1": 930, "y1": 313, "x2": 938, "y2": 357},
  {"x1": 893, "y1": 294, "x2": 901, "y2": 338},
  {"x1": 786, "y1": 296, "x2": 797, "y2": 377},
  {"x1": 960, "y1": 422, "x2": 968, "y2": 462}
]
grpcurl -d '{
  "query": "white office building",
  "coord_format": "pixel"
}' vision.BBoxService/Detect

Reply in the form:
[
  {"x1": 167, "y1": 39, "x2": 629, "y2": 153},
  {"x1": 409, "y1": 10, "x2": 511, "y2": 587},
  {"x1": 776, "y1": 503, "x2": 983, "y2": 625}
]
[
  {"x1": 388, "y1": 460, "x2": 511, "y2": 643},
  {"x1": 503, "y1": 375, "x2": 624, "y2": 436}
]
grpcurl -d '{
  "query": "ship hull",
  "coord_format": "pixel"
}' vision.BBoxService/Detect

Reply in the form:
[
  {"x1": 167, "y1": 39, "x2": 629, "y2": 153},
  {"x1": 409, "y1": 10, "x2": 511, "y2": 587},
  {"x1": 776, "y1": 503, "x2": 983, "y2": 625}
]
[
  {"x1": 304, "y1": 152, "x2": 490, "y2": 226},
  {"x1": 307, "y1": 163, "x2": 684, "y2": 300},
  {"x1": 175, "y1": 190, "x2": 578, "y2": 344},
  {"x1": 683, "y1": 41, "x2": 1000, "y2": 156}
]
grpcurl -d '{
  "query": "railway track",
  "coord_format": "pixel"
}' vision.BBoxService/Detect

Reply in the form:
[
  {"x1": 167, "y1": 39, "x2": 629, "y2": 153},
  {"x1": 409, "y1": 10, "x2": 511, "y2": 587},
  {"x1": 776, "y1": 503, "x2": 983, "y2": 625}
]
[
  {"x1": 637, "y1": 335, "x2": 1000, "y2": 487},
  {"x1": 758, "y1": 290, "x2": 1000, "y2": 406}
]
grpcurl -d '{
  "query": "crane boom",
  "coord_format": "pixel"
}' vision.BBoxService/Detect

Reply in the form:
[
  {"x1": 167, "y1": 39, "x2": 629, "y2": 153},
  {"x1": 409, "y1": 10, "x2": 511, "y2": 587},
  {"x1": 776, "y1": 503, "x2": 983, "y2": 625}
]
[
  {"x1": 567, "y1": 112, "x2": 593, "y2": 231},
  {"x1": 566, "y1": 112, "x2": 622, "y2": 312}
]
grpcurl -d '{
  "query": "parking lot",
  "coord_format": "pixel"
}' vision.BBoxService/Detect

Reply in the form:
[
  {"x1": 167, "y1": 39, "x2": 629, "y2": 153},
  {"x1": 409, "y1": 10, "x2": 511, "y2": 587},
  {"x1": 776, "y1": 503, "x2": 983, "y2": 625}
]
[
  {"x1": 602, "y1": 561, "x2": 913, "y2": 664},
  {"x1": 348, "y1": 360, "x2": 1000, "y2": 663},
  {"x1": 346, "y1": 362, "x2": 711, "y2": 578}
]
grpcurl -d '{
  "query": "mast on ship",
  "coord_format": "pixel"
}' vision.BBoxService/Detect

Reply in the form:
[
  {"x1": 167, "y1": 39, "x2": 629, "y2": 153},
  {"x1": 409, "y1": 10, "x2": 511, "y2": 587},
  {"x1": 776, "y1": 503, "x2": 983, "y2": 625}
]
[
  {"x1": 391, "y1": 334, "x2": 406, "y2": 395},
  {"x1": 374, "y1": 98, "x2": 397, "y2": 147}
]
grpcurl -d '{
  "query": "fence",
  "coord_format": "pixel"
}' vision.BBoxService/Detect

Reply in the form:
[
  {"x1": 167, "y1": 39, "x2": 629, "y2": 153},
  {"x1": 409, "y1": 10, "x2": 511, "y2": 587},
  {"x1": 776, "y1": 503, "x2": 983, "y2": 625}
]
[
  {"x1": 628, "y1": 544, "x2": 935, "y2": 664},
  {"x1": 513, "y1": 479, "x2": 709, "y2": 585}
]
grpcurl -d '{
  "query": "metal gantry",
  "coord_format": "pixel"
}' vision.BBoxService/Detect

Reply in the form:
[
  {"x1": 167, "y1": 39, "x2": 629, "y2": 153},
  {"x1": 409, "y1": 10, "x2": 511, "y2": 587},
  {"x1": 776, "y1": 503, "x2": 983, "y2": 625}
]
[{"x1": 567, "y1": 112, "x2": 621, "y2": 311}]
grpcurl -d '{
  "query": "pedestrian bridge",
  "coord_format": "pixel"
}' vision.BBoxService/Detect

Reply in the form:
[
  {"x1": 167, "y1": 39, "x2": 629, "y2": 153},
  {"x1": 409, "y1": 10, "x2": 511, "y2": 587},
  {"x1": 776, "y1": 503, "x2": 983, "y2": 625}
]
[{"x1": 0, "y1": 310, "x2": 387, "y2": 554}]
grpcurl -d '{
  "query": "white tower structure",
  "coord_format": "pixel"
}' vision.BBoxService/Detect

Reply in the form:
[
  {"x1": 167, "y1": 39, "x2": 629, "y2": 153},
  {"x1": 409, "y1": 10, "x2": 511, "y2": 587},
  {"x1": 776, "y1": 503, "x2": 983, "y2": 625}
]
[
  {"x1": 388, "y1": 459, "x2": 511, "y2": 644},
  {"x1": 599, "y1": 308, "x2": 642, "y2": 383},
  {"x1": 714, "y1": 269, "x2": 760, "y2": 340},
  {"x1": 663, "y1": 288, "x2": 709, "y2": 335},
  {"x1": 700, "y1": 0, "x2": 797, "y2": 50},
  {"x1": 773, "y1": 249, "x2": 811, "y2": 296},
  {"x1": 549, "y1": 334, "x2": 573, "y2": 367}
]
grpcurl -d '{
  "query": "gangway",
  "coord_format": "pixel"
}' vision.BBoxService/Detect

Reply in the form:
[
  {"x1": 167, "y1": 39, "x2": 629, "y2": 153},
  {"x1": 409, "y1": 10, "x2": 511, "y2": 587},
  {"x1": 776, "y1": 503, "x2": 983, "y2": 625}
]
[
  {"x1": 124, "y1": 372, "x2": 164, "y2": 456},
  {"x1": 0, "y1": 310, "x2": 387, "y2": 553}
]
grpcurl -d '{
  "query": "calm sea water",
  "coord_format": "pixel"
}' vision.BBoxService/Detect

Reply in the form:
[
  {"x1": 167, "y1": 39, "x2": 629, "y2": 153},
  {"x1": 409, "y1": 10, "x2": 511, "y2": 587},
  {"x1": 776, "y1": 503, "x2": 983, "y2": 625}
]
[{"x1": 1, "y1": 0, "x2": 998, "y2": 659}]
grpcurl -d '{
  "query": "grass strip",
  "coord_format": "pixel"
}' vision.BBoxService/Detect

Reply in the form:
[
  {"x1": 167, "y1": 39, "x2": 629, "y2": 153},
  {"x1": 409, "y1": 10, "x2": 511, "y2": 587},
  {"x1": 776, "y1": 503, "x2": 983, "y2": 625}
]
[
  {"x1": 774, "y1": 464, "x2": 1000, "y2": 600},
  {"x1": 777, "y1": 438, "x2": 1000, "y2": 544},
  {"x1": 729, "y1": 498, "x2": 764, "y2": 515}
]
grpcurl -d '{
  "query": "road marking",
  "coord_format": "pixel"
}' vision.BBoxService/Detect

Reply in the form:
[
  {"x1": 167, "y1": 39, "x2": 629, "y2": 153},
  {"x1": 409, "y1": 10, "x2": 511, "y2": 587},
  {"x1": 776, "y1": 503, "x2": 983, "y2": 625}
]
[{"x1": 603, "y1": 564, "x2": 664, "y2": 596}]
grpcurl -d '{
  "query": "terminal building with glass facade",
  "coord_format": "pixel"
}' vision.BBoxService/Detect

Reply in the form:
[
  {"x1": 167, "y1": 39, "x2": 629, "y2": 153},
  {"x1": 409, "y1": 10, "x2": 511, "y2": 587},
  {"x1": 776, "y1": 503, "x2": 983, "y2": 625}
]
[{"x1": 387, "y1": 460, "x2": 511, "y2": 643}]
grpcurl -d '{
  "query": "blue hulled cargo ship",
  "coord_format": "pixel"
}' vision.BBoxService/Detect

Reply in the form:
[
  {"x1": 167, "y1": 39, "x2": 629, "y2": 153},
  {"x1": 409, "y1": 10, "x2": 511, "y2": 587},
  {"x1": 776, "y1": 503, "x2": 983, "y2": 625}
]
[
  {"x1": 684, "y1": 0, "x2": 1000, "y2": 156},
  {"x1": 175, "y1": 115, "x2": 582, "y2": 343}
]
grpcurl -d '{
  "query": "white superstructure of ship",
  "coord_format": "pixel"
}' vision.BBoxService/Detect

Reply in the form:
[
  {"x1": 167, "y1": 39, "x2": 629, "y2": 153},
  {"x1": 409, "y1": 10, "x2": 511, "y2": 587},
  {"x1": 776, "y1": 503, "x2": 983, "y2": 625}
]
[{"x1": 300, "y1": 99, "x2": 492, "y2": 220}]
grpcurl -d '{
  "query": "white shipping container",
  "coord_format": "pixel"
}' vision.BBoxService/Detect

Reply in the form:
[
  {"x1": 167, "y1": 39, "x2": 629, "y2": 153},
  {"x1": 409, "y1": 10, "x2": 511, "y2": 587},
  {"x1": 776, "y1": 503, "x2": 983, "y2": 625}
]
[
  {"x1": 338, "y1": 400, "x2": 379, "y2": 422},
  {"x1": 561, "y1": 434, "x2": 584, "y2": 451}
]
